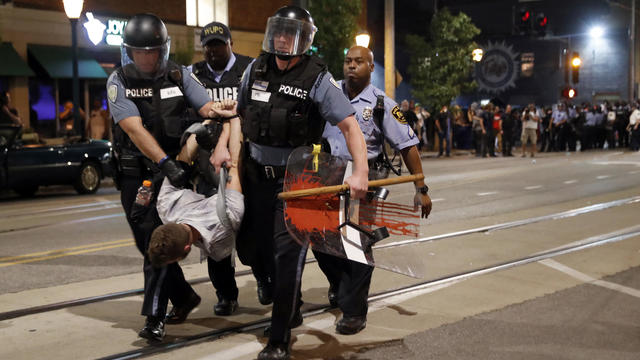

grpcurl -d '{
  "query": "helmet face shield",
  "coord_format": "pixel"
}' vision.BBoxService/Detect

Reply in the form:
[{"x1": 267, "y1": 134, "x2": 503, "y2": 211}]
[
  {"x1": 121, "y1": 38, "x2": 171, "y2": 76},
  {"x1": 262, "y1": 17, "x2": 317, "y2": 56}
]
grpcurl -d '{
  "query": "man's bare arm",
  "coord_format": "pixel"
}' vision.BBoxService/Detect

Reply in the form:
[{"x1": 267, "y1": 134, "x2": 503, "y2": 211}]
[{"x1": 337, "y1": 115, "x2": 368, "y2": 199}]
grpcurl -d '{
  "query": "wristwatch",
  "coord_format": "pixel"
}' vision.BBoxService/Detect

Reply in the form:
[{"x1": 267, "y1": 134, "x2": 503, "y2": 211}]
[{"x1": 415, "y1": 185, "x2": 429, "y2": 194}]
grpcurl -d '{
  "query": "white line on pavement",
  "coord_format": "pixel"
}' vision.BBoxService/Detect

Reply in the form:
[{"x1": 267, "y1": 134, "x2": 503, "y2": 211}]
[
  {"x1": 564, "y1": 179, "x2": 578, "y2": 184},
  {"x1": 477, "y1": 191, "x2": 498, "y2": 196},
  {"x1": 539, "y1": 259, "x2": 640, "y2": 298},
  {"x1": 430, "y1": 198, "x2": 445, "y2": 202},
  {"x1": 596, "y1": 175, "x2": 611, "y2": 179},
  {"x1": 629, "y1": 170, "x2": 640, "y2": 174},
  {"x1": 525, "y1": 185, "x2": 543, "y2": 190}
]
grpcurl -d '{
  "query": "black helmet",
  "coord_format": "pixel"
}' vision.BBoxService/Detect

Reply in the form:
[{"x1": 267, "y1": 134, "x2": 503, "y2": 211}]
[
  {"x1": 262, "y1": 6, "x2": 317, "y2": 56},
  {"x1": 121, "y1": 14, "x2": 171, "y2": 74}
]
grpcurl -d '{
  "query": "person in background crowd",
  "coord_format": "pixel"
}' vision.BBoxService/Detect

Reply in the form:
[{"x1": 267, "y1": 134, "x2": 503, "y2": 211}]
[
  {"x1": 501, "y1": 105, "x2": 515, "y2": 156},
  {"x1": 415, "y1": 104, "x2": 425, "y2": 151},
  {"x1": 492, "y1": 106, "x2": 503, "y2": 155},
  {"x1": 594, "y1": 105, "x2": 606, "y2": 149},
  {"x1": 435, "y1": 105, "x2": 451, "y2": 157},
  {"x1": 551, "y1": 103, "x2": 568, "y2": 151},
  {"x1": 628, "y1": 102, "x2": 640, "y2": 151},
  {"x1": 418, "y1": 105, "x2": 431, "y2": 150},
  {"x1": 521, "y1": 103, "x2": 539, "y2": 157},
  {"x1": 614, "y1": 102, "x2": 629, "y2": 148},
  {"x1": 59, "y1": 100, "x2": 86, "y2": 135},
  {"x1": 0, "y1": 91, "x2": 22, "y2": 126},
  {"x1": 481, "y1": 103, "x2": 495, "y2": 157},
  {"x1": 471, "y1": 105, "x2": 485, "y2": 157},
  {"x1": 538, "y1": 107, "x2": 552, "y2": 153},
  {"x1": 401, "y1": 100, "x2": 419, "y2": 136},
  {"x1": 605, "y1": 104, "x2": 617, "y2": 149},
  {"x1": 452, "y1": 104, "x2": 469, "y2": 150},
  {"x1": 87, "y1": 98, "x2": 110, "y2": 140}
]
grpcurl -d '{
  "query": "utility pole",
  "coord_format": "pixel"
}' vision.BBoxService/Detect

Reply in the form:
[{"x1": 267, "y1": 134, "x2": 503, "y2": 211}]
[{"x1": 385, "y1": 0, "x2": 395, "y2": 99}]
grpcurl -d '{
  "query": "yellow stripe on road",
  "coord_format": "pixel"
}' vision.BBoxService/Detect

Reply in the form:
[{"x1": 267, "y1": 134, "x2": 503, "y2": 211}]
[{"x1": 0, "y1": 239, "x2": 134, "y2": 267}]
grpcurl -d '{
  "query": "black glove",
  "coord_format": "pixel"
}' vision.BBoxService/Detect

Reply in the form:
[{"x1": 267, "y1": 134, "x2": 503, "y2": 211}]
[
  {"x1": 159, "y1": 158, "x2": 188, "y2": 188},
  {"x1": 196, "y1": 122, "x2": 222, "y2": 151}
]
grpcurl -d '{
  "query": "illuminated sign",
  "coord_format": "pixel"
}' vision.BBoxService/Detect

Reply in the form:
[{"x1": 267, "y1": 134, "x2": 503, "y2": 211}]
[{"x1": 83, "y1": 13, "x2": 127, "y2": 47}]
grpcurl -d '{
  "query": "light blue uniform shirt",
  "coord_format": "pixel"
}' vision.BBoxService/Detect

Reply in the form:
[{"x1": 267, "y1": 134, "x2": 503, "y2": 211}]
[
  {"x1": 551, "y1": 110, "x2": 568, "y2": 125},
  {"x1": 237, "y1": 60, "x2": 355, "y2": 166},
  {"x1": 322, "y1": 82, "x2": 417, "y2": 160},
  {"x1": 107, "y1": 66, "x2": 210, "y2": 124}
]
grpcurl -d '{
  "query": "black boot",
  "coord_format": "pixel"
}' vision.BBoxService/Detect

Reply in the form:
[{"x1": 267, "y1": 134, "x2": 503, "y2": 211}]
[
  {"x1": 257, "y1": 280, "x2": 273, "y2": 305},
  {"x1": 336, "y1": 315, "x2": 367, "y2": 335},
  {"x1": 258, "y1": 341, "x2": 290, "y2": 360},
  {"x1": 214, "y1": 298, "x2": 239, "y2": 316},
  {"x1": 165, "y1": 292, "x2": 201, "y2": 324},
  {"x1": 138, "y1": 316, "x2": 165, "y2": 341}
]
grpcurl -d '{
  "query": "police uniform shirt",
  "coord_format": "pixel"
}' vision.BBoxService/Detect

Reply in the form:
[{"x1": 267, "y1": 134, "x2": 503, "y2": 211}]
[
  {"x1": 551, "y1": 110, "x2": 568, "y2": 125},
  {"x1": 107, "y1": 67, "x2": 210, "y2": 124},
  {"x1": 322, "y1": 82, "x2": 418, "y2": 160},
  {"x1": 237, "y1": 63, "x2": 356, "y2": 166}
]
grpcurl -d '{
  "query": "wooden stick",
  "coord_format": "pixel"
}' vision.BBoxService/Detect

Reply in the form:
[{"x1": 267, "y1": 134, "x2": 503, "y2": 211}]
[{"x1": 278, "y1": 174, "x2": 424, "y2": 200}]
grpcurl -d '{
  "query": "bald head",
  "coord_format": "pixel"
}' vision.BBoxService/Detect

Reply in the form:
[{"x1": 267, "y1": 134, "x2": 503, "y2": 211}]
[{"x1": 343, "y1": 46, "x2": 374, "y2": 98}]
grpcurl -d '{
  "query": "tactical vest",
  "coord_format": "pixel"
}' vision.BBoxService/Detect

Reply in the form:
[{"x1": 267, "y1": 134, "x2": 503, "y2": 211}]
[
  {"x1": 113, "y1": 61, "x2": 196, "y2": 157},
  {"x1": 192, "y1": 54, "x2": 252, "y2": 102},
  {"x1": 242, "y1": 53, "x2": 327, "y2": 147}
]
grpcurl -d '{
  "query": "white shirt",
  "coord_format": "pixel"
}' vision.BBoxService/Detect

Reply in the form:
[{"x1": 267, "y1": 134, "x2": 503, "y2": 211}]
[{"x1": 629, "y1": 109, "x2": 640, "y2": 126}]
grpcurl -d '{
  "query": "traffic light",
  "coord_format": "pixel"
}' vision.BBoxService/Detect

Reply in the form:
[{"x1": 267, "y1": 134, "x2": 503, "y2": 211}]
[
  {"x1": 571, "y1": 52, "x2": 581, "y2": 83},
  {"x1": 535, "y1": 13, "x2": 548, "y2": 36},
  {"x1": 562, "y1": 86, "x2": 578, "y2": 99},
  {"x1": 518, "y1": 9, "x2": 532, "y2": 34}
]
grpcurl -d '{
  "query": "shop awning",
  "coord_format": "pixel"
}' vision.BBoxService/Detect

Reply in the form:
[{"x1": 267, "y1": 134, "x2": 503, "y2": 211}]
[
  {"x1": 0, "y1": 43, "x2": 35, "y2": 77},
  {"x1": 27, "y1": 44, "x2": 107, "y2": 79}
]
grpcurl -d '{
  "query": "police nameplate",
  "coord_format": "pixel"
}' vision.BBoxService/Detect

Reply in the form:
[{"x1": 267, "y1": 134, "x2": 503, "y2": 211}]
[
  {"x1": 251, "y1": 90, "x2": 271, "y2": 102},
  {"x1": 125, "y1": 88, "x2": 153, "y2": 98},
  {"x1": 160, "y1": 87, "x2": 183, "y2": 99},
  {"x1": 252, "y1": 80, "x2": 268, "y2": 91},
  {"x1": 278, "y1": 84, "x2": 308, "y2": 100}
]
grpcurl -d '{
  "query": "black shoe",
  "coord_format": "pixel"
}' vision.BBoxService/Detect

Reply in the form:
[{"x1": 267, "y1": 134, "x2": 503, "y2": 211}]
[
  {"x1": 257, "y1": 280, "x2": 273, "y2": 305},
  {"x1": 138, "y1": 316, "x2": 165, "y2": 341},
  {"x1": 165, "y1": 293, "x2": 201, "y2": 324},
  {"x1": 258, "y1": 341, "x2": 290, "y2": 360},
  {"x1": 328, "y1": 288, "x2": 338, "y2": 308},
  {"x1": 263, "y1": 310, "x2": 303, "y2": 337},
  {"x1": 214, "y1": 298, "x2": 238, "y2": 316},
  {"x1": 336, "y1": 315, "x2": 367, "y2": 335}
]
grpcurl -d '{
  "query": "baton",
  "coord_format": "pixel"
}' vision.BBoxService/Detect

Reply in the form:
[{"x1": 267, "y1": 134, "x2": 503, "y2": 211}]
[{"x1": 278, "y1": 174, "x2": 424, "y2": 200}]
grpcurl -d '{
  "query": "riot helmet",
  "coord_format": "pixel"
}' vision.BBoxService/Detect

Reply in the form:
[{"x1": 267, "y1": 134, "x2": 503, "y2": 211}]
[
  {"x1": 262, "y1": 6, "x2": 317, "y2": 58},
  {"x1": 121, "y1": 13, "x2": 171, "y2": 75}
]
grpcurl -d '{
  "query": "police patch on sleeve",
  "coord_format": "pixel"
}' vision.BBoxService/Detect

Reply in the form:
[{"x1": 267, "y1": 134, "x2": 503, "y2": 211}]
[
  {"x1": 107, "y1": 84, "x2": 117, "y2": 103},
  {"x1": 391, "y1": 105, "x2": 407, "y2": 124},
  {"x1": 329, "y1": 76, "x2": 340, "y2": 89}
]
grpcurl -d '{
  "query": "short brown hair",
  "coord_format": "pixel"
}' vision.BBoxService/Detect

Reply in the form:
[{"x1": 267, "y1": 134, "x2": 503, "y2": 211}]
[{"x1": 148, "y1": 223, "x2": 191, "y2": 267}]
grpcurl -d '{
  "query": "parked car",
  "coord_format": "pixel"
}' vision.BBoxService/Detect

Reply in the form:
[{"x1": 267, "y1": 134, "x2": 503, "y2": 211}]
[{"x1": 0, "y1": 124, "x2": 112, "y2": 196}]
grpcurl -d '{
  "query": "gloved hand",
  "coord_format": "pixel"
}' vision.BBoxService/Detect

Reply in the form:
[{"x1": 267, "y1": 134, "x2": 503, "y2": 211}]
[
  {"x1": 159, "y1": 158, "x2": 188, "y2": 188},
  {"x1": 196, "y1": 123, "x2": 222, "y2": 151}
]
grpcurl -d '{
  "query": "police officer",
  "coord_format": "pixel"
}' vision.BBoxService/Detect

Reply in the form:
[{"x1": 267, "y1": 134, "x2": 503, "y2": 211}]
[
  {"x1": 320, "y1": 45, "x2": 432, "y2": 335},
  {"x1": 211, "y1": 6, "x2": 368, "y2": 360},
  {"x1": 188, "y1": 21, "x2": 253, "y2": 316},
  {"x1": 107, "y1": 13, "x2": 221, "y2": 341}
]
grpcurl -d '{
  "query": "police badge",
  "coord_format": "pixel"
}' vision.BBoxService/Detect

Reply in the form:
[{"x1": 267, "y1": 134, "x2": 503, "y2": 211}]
[
  {"x1": 362, "y1": 106, "x2": 373, "y2": 121},
  {"x1": 107, "y1": 85, "x2": 117, "y2": 103}
]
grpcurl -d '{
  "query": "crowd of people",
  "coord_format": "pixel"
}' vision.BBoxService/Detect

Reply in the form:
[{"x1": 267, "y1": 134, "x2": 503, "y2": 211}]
[{"x1": 401, "y1": 99, "x2": 640, "y2": 157}]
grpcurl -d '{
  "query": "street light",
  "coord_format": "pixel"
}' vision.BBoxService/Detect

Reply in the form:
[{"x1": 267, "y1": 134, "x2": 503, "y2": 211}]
[
  {"x1": 63, "y1": 0, "x2": 84, "y2": 140},
  {"x1": 472, "y1": 48, "x2": 484, "y2": 62},
  {"x1": 589, "y1": 25, "x2": 604, "y2": 39},
  {"x1": 355, "y1": 30, "x2": 371, "y2": 48}
]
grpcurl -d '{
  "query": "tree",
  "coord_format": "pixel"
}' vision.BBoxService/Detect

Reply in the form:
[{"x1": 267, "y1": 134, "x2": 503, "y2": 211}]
[
  {"x1": 308, "y1": 0, "x2": 361, "y2": 77},
  {"x1": 407, "y1": 8, "x2": 480, "y2": 110}
]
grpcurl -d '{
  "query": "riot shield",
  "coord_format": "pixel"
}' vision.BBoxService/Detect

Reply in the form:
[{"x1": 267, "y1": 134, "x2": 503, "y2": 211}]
[{"x1": 282, "y1": 146, "x2": 425, "y2": 278}]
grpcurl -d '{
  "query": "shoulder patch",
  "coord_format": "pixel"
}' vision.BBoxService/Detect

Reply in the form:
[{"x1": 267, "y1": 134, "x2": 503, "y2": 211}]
[
  {"x1": 329, "y1": 76, "x2": 340, "y2": 89},
  {"x1": 391, "y1": 105, "x2": 407, "y2": 124},
  {"x1": 107, "y1": 84, "x2": 117, "y2": 103}
]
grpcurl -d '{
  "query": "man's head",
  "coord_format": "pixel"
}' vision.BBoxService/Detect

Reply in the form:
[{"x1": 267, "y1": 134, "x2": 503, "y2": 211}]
[
  {"x1": 401, "y1": 100, "x2": 409, "y2": 111},
  {"x1": 343, "y1": 46, "x2": 374, "y2": 90},
  {"x1": 122, "y1": 13, "x2": 170, "y2": 76},
  {"x1": 148, "y1": 223, "x2": 193, "y2": 268},
  {"x1": 201, "y1": 22, "x2": 233, "y2": 71},
  {"x1": 262, "y1": 6, "x2": 317, "y2": 59}
]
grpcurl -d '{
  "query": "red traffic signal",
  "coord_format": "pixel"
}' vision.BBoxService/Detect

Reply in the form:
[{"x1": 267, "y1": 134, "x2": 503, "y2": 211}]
[{"x1": 521, "y1": 10, "x2": 530, "y2": 22}]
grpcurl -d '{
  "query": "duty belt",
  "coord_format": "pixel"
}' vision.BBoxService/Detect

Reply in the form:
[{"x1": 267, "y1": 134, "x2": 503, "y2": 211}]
[{"x1": 245, "y1": 156, "x2": 286, "y2": 181}]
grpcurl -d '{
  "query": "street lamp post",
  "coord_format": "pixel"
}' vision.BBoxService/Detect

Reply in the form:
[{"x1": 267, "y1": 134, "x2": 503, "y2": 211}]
[{"x1": 63, "y1": 0, "x2": 84, "y2": 140}]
